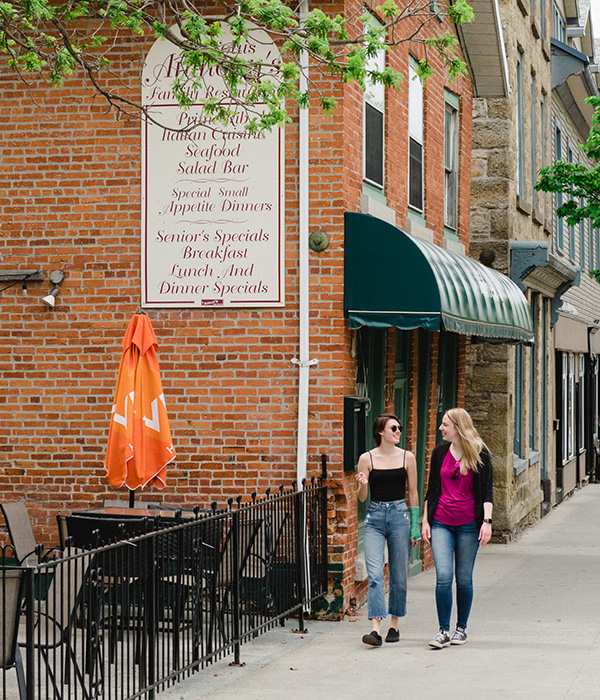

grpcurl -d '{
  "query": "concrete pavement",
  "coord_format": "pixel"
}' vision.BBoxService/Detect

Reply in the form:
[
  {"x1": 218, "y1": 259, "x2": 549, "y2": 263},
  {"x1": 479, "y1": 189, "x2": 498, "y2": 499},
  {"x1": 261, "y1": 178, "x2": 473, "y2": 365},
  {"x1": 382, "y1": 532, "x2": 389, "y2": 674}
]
[{"x1": 161, "y1": 483, "x2": 600, "y2": 700}]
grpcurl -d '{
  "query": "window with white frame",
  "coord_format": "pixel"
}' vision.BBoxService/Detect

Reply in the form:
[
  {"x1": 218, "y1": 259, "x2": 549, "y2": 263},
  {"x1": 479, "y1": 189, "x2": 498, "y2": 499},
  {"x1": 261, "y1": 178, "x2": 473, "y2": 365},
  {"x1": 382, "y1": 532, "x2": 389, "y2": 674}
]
[
  {"x1": 579, "y1": 354, "x2": 585, "y2": 453},
  {"x1": 363, "y1": 17, "x2": 385, "y2": 188},
  {"x1": 531, "y1": 75, "x2": 537, "y2": 208},
  {"x1": 555, "y1": 124, "x2": 564, "y2": 251},
  {"x1": 580, "y1": 208, "x2": 586, "y2": 269},
  {"x1": 562, "y1": 352, "x2": 576, "y2": 463},
  {"x1": 568, "y1": 147, "x2": 575, "y2": 260},
  {"x1": 553, "y1": 2, "x2": 566, "y2": 42},
  {"x1": 408, "y1": 58, "x2": 424, "y2": 212},
  {"x1": 444, "y1": 91, "x2": 459, "y2": 231},
  {"x1": 514, "y1": 344, "x2": 524, "y2": 457},
  {"x1": 517, "y1": 51, "x2": 524, "y2": 198},
  {"x1": 529, "y1": 295, "x2": 537, "y2": 451}
]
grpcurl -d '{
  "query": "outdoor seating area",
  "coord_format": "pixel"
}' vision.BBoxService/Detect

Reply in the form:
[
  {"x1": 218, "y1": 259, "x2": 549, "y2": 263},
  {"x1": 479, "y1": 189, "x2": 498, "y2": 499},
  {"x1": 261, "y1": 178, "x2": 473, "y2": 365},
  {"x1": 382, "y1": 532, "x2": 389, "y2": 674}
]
[{"x1": 0, "y1": 480, "x2": 327, "y2": 700}]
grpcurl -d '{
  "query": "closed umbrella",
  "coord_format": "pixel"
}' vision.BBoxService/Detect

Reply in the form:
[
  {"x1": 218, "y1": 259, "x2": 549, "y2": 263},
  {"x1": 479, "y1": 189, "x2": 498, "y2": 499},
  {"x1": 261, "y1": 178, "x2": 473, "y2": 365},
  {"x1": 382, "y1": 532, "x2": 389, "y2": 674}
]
[{"x1": 105, "y1": 313, "x2": 175, "y2": 505}]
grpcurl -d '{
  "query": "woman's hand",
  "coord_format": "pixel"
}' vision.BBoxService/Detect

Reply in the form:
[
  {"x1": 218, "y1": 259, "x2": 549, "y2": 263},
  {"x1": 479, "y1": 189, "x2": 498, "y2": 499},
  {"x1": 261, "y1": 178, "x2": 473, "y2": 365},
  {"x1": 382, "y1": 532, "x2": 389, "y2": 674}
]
[
  {"x1": 421, "y1": 520, "x2": 431, "y2": 545},
  {"x1": 479, "y1": 522, "x2": 492, "y2": 546},
  {"x1": 355, "y1": 471, "x2": 368, "y2": 486}
]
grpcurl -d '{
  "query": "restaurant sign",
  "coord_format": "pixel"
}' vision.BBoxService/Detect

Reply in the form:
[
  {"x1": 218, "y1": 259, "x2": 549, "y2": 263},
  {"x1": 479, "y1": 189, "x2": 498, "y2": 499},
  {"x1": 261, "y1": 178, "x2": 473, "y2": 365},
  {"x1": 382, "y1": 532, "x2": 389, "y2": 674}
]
[{"x1": 141, "y1": 24, "x2": 284, "y2": 308}]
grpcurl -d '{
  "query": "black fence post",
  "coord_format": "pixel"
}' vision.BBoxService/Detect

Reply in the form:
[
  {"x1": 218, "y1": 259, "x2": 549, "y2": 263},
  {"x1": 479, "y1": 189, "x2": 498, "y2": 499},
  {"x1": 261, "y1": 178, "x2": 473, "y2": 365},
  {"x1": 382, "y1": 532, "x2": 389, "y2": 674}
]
[
  {"x1": 147, "y1": 535, "x2": 157, "y2": 700},
  {"x1": 320, "y1": 482, "x2": 328, "y2": 593},
  {"x1": 231, "y1": 509, "x2": 242, "y2": 666},
  {"x1": 23, "y1": 566, "x2": 34, "y2": 700}
]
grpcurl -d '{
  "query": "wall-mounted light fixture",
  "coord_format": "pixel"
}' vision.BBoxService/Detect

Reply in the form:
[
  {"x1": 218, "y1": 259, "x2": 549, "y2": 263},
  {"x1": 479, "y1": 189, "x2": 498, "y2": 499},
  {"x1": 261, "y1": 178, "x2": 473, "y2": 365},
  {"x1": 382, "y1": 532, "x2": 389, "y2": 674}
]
[{"x1": 42, "y1": 270, "x2": 65, "y2": 309}]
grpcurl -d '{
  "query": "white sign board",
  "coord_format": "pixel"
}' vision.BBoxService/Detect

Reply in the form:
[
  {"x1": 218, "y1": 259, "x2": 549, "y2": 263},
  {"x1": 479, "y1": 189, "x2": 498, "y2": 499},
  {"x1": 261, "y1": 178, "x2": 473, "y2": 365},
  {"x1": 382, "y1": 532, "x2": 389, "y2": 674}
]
[{"x1": 141, "y1": 25, "x2": 284, "y2": 308}]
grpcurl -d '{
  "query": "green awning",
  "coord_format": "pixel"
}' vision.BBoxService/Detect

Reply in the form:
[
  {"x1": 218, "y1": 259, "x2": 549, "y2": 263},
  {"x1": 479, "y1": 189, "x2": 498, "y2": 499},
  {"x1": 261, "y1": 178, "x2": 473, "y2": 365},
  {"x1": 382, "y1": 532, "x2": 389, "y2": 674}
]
[{"x1": 344, "y1": 212, "x2": 534, "y2": 342}]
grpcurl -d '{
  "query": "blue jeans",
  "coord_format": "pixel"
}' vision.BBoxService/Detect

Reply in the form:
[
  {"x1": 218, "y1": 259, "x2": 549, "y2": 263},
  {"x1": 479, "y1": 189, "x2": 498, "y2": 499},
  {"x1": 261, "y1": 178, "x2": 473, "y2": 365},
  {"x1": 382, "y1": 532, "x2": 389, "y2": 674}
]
[
  {"x1": 430, "y1": 519, "x2": 480, "y2": 631},
  {"x1": 363, "y1": 500, "x2": 411, "y2": 620}
]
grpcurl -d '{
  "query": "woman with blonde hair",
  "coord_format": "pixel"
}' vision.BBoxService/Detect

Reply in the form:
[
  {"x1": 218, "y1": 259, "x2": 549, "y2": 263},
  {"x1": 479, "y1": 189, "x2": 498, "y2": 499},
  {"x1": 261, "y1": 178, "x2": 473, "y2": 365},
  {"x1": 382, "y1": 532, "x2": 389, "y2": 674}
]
[{"x1": 421, "y1": 408, "x2": 493, "y2": 648}]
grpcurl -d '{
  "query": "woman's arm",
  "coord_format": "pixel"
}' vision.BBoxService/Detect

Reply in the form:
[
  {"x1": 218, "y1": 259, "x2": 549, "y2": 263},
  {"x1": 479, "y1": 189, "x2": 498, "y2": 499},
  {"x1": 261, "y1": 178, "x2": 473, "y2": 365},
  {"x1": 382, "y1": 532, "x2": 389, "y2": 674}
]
[
  {"x1": 479, "y1": 447, "x2": 493, "y2": 546},
  {"x1": 405, "y1": 451, "x2": 421, "y2": 544},
  {"x1": 355, "y1": 452, "x2": 370, "y2": 502},
  {"x1": 421, "y1": 500, "x2": 431, "y2": 544},
  {"x1": 405, "y1": 451, "x2": 419, "y2": 509},
  {"x1": 479, "y1": 502, "x2": 493, "y2": 546}
]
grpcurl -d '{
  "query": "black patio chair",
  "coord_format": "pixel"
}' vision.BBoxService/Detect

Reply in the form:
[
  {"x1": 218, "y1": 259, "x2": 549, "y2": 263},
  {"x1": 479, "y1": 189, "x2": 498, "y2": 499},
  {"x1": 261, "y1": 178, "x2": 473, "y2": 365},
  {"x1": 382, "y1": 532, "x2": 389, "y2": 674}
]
[
  {"x1": 64, "y1": 514, "x2": 163, "y2": 671},
  {"x1": 18, "y1": 550, "x2": 93, "y2": 700},
  {"x1": 243, "y1": 511, "x2": 291, "y2": 619},
  {"x1": 204, "y1": 516, "x2": 262, "y2": 653},
  {"x1": 1, "y1": 501, "x2": 58, "y2": 566},
  {"x1": 0, "y1": 568, "x2": 26, "y2": 700}
]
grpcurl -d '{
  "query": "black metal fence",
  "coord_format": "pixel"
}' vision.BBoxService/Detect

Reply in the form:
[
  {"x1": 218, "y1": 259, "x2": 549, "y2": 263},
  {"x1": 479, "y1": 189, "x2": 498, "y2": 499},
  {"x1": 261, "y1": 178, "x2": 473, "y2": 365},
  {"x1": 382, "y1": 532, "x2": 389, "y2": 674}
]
[{"x1": 0, "y1": 480, "x2": 328, "y2": 700}]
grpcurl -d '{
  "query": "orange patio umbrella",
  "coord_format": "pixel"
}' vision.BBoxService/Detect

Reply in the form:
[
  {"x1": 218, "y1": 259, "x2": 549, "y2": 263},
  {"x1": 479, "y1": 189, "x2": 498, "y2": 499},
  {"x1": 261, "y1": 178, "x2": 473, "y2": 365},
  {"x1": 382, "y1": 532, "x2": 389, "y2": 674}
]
[{"x1": 105, "y1": 313, "x2": 175, "y2": 505}]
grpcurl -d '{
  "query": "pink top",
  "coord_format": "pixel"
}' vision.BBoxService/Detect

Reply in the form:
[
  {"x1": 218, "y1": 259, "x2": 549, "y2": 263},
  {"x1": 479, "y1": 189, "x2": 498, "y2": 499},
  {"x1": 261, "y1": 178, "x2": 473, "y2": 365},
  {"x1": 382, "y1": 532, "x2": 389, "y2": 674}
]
[{"x1": 434, "y1": 448, "x2": 476, "y2": 526}]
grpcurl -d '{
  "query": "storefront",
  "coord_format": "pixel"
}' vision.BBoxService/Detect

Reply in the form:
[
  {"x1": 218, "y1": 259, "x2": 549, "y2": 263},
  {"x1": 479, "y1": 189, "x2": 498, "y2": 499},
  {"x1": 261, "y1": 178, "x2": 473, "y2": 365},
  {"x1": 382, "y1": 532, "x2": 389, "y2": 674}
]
[{"x1": 344, "y1": 212, "x2": 534, "y2": 580}]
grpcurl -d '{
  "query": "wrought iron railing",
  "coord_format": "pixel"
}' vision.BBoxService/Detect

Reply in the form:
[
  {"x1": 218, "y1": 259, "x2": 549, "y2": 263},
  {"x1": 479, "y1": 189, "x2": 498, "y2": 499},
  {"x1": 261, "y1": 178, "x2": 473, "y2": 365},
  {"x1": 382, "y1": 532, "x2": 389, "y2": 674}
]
[{"x1": 0, "y1": 480, "x2": 328, "y2": 700}]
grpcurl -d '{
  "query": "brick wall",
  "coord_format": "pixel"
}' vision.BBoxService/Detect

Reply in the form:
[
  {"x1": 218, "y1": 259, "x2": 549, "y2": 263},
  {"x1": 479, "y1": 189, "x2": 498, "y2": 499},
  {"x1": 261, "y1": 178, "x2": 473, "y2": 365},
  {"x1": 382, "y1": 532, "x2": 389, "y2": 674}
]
[{"x1": 0, "y1": 4, "x2": 472, "y2": 613}]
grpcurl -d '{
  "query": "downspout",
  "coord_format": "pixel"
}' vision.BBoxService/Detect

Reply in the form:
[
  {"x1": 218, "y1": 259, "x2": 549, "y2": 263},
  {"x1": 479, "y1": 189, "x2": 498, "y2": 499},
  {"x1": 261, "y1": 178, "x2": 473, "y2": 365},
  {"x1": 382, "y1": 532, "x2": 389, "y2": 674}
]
[{"x1": 292, "y1": 0, "x2": 318, "y2": 489}]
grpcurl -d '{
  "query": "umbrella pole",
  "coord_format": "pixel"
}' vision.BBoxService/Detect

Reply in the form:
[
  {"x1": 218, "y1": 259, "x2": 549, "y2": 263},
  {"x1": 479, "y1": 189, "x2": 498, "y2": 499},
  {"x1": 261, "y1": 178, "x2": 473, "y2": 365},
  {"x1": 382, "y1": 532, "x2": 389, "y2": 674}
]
[{"x1": 129, "y1": 489, "x2": 135, "y2": 508}]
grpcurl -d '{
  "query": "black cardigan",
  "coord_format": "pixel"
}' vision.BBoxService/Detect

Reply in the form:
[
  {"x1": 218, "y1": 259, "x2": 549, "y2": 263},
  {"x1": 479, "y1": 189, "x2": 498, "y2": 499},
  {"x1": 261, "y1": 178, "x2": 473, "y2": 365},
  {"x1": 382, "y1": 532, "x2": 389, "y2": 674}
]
[{"x1": 425, "y1": 442, "x2": 493, "y2": 527}]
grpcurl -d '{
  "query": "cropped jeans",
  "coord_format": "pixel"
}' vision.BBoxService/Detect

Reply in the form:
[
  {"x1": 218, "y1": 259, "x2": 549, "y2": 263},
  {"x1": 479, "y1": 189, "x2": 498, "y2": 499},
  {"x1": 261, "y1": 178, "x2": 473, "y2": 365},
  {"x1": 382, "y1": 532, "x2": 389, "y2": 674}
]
[
  {"x1": 363, "y1": 499, "x2": 411, "y2": 620},
  {"x1": 430, "y1": 519, "x2": 480, "y2": 631}
]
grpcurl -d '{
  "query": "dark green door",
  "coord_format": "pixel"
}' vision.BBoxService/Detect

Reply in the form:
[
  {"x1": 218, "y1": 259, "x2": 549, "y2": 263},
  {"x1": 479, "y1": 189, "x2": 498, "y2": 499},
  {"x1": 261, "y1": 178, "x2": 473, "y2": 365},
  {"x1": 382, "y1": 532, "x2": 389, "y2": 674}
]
[
  {"x1": 394, "y1": 330, "x2": 410, "y2": 448},
  {"x1": 356, "y1": 327, "x2": 387, "y2": 551},
  {"x1": 411, "y1": 329, "x2": 433, "y2": 575},
  {"x1": 435, "y1": 330, "x2": 459, "y2": 444}
]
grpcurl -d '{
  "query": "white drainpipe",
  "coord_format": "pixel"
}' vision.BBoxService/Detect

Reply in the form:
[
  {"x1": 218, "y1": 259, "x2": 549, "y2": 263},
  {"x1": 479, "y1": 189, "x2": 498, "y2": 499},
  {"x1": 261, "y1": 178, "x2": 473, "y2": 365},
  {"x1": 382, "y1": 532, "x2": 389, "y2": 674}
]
[{"x1": 291, "y1": 0, "x2": 318, "y2": 489}]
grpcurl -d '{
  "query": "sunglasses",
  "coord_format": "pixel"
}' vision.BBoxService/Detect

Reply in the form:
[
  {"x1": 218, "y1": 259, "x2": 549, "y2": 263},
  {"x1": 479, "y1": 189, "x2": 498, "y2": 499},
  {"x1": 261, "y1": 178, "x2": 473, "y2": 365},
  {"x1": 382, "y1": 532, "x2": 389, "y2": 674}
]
[
  {"x1": 450, "y1": 465, "x2": 461, "y2": 481},
  {"x1": 390, "y1": 425, "x2": 402, "y2": 433}
]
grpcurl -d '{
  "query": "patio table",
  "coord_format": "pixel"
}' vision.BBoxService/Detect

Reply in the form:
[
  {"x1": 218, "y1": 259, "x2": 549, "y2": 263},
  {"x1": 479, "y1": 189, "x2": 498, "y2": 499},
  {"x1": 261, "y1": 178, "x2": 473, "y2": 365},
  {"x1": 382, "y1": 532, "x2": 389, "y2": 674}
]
[{"x1": 71, "y1": 507, "x2": 197, "y2": 520}]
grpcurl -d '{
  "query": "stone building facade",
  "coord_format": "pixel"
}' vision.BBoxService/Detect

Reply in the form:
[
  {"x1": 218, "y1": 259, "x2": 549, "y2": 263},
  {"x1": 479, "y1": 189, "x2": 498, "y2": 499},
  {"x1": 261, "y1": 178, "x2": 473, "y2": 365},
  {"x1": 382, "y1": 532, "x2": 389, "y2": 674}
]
[{"x1": 468, "y1": 0, "x2": 599, "y2": 539}]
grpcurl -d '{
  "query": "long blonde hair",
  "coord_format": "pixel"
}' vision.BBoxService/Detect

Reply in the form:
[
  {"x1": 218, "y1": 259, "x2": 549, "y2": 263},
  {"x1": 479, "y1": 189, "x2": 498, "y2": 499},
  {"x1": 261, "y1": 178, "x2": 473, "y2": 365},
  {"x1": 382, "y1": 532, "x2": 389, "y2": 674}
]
[{"x1": 445, "y1": 407, "x2": 487, "y2": 473}]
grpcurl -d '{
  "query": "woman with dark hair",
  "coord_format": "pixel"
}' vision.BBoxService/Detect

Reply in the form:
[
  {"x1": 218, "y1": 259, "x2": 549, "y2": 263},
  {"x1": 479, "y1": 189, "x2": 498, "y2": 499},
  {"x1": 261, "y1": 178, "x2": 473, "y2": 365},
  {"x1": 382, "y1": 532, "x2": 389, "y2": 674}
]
[
  {"x1": 422, "y1": 407, "x2": 493, "y2": 648},
  {"x1": 356, "y1": 413, "x2": 421, "y2": 646}
]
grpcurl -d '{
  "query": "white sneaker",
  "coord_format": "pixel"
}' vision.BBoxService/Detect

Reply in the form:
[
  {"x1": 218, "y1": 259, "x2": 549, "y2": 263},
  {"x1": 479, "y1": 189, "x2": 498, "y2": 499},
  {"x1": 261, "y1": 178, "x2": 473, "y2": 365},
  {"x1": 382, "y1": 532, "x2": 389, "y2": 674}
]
[
  {"x1": 429, "y1": 630, "x2": 451, "y2": 648},
  {"x1": 450, "y1": 627, "x2": 468, "y2": 645}
]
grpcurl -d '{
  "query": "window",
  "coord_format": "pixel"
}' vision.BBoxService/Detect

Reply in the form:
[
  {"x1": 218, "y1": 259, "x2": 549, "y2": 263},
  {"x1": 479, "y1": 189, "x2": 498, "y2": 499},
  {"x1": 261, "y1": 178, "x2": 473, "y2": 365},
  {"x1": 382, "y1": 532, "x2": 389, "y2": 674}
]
[
  {"x1": 562, "y1": 353, "x2": 576, "y2": 463},
  {"x1": 555, "y1": 124, "x2": 564, "y2": 251},
  {"x1": 553, "y1": 2, "x2": 565, "y2": 42},
  {"x1": 589, "y1": 221, "x2": 594, "y2": 270},
  {"x1": 514, "y1": 344, "x2": 524, "y2": 457},
  {"x1": 517, "y1": 51, "x2": 524, "y2": 198},
  {"x1": 408, "y1": 58, "x2": 424, "y2": 212},
  {"x1": 540, "y1": 0, "x2": 545, "y2": 38},
  {"x1": 540, "y1": 92, "x2": 546, "y2": 216},
  {"x1": 580, "y1": 210, "x2": 586, "y2": 270},
  {"x1": 363, "y1": 18, "x2": 385, "y2": 188},
  {"x1": 540, "y1": 94, "x2": 546, "y2": 170},
  {"x1": 529, "y1": 295, "x2": 537, "y2": 450},
  {"x1": 531, "y1": 76, "x2": 537, "y2": 208},
  {"x1": 444, "y1": 91, "x2": 459, "y2": 231},
  {"x1": 568, "y1": 147, "x2": 575, "y2": 260},
  {"x1": 579, "y1": 355, "x2": 585, "y2": 453}
]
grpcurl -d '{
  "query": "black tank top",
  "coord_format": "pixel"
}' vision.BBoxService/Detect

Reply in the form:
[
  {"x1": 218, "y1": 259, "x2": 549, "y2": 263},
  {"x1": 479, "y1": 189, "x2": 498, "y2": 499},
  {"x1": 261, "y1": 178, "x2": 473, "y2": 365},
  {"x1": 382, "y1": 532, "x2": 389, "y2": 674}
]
[{"x1": 368, "y1": 450, "x2": 407, "y2": 502}]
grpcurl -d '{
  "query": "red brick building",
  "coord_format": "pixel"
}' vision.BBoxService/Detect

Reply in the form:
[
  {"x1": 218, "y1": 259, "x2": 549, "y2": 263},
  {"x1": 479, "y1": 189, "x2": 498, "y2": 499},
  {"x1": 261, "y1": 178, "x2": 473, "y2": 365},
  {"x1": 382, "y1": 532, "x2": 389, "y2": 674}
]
[{"x1": 0, "y1": 2, "x2": 531, "y2": 616}]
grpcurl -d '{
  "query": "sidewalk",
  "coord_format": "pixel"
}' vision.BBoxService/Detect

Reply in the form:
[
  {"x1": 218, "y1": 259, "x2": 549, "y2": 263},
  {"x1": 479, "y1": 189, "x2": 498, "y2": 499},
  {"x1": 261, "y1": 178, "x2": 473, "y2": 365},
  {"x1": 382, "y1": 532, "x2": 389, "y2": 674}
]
[{"x1": 161, "y1": 483, "x2": 600, "y2": 700}]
